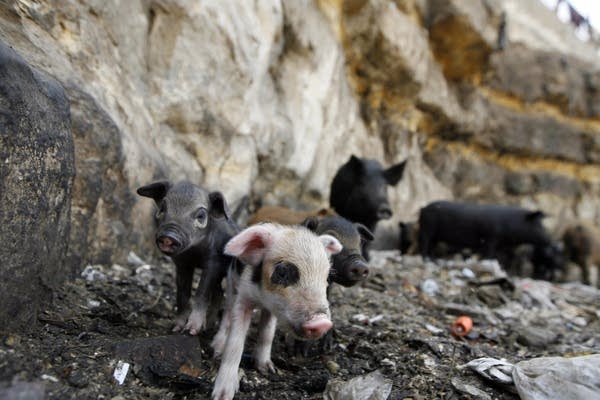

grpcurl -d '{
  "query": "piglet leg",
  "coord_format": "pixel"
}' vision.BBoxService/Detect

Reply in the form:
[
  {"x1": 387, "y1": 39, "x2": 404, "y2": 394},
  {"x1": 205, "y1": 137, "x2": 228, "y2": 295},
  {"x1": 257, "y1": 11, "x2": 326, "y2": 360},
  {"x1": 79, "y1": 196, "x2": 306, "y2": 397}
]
[
  {"x1": 173, "y1": 263, "x2": 194, "y2": 332},
  {"x1": 254, "y1": 309, "x2": 277, "y2": 375},
  {"x1": 212, "y1": 296, "x2": 253, "y2": 400},
  {"x1": 186, "y1": 258, "x2": 226, "y2": 335},
  {"x1": 211, "y1": 269, "x2": 237, "y2": 357}
]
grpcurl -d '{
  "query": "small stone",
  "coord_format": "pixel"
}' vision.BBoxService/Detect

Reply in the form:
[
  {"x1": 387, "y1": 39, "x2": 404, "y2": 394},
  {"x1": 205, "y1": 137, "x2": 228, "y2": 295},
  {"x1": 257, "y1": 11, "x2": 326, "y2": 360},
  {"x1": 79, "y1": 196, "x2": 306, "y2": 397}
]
[
  {"x1": 517, "y1": 325, "x2": 558, "y2": 348},
  {"x1": 325, "y1": 359, "x2": 340, "y2": 374},
  {"x1": 4, "y1": 334, "x2": 21, "y2": 347},
  {"x1": 67, "y1": 369, "x2": 88, "y2": 388}
]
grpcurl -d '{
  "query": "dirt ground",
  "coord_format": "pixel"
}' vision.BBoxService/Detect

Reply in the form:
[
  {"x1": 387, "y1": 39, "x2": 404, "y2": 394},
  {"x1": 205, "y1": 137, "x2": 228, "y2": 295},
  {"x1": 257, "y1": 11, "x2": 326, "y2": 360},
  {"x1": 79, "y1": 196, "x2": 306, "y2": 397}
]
[{"x1": 1, "y1": 251, "x2": 598, "y2": 399}]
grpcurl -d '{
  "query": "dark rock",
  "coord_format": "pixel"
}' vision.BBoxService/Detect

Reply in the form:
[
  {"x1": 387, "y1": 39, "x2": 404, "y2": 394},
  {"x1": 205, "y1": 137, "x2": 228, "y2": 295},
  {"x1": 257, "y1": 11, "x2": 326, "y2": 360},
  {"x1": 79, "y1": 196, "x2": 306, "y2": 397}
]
[
  {"x1": 0, "y1": 40, "x2": 75, "y2": 333},
  {"x1": 113, "y1": 335, "x2": 208, "y2": 391},
  {"x1": 517, "y1": 325, "x2": 558, "y2": 348},
  {"x1": 65, "y1": 85, "x2": 139, "y2": 271}
]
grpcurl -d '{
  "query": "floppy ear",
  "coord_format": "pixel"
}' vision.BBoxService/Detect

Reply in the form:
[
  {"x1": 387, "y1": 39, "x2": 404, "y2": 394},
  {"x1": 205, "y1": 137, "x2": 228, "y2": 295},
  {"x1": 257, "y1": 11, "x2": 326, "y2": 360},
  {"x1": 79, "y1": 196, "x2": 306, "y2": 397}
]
[
  {"x1": 525, "y1": 210, "x2": 545, "y2": 221},
  {"x1": 137, "y1": 181, "x2": 172, "y2": 204},
  {"x1": 209, "y1": 191, "x2": 231, "y2": 219},
  {"x1": 224, "y1": 225, "x2": 274, "y2": 266},
  {"x1": 355, "y1": 223, "x2": 374, "y2": 242},
  {"x1": 319, "y1": 234, "x2": 343, "y2": 256},
  {"x1": 301, "y1": 217, "x2": 320, "y2": 232},
  {"x1": 384, "y1": 160, "x2": 406, "y2": 186}
]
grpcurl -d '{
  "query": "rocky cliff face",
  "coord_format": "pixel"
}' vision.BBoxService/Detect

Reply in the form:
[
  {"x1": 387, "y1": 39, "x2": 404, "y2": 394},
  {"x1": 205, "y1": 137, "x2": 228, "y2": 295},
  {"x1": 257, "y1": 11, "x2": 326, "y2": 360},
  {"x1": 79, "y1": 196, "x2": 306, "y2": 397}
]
[{"x1": 0, "y1": 0, "x2": 598, "y2": 330}]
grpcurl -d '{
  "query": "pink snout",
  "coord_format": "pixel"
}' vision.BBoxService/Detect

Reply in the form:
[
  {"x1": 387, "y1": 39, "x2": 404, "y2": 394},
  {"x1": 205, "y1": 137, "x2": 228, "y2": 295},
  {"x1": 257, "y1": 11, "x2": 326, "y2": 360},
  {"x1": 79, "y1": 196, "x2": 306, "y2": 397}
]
[{"x1": 301, "y1": 314, "x2": 333, "y2": 339}]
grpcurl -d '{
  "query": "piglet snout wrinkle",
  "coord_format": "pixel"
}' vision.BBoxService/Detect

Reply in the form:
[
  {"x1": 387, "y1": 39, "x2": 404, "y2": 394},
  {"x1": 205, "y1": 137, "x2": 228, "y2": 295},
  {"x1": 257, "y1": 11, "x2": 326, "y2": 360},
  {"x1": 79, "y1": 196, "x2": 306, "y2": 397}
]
[{"x1": 302, "y1": 314, "x2": 333, "y2": 339}]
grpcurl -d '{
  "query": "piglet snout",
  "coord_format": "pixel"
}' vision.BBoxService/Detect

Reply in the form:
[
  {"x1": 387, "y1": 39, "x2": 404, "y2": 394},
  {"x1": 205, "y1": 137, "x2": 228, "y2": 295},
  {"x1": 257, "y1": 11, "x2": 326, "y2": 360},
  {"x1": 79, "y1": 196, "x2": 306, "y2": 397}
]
[
  {"x1": 301, "y1": 314, "x2": 332, "y2": 339},
  {"x1": 156, "y1": 233, "x2": 181, "y2": 254},
  {"x1": 377, "y1": 204, "x2": 393, "y2": 220},
  {"x1": 349, "y1": 261, "x2": 369, "y2": 280}
]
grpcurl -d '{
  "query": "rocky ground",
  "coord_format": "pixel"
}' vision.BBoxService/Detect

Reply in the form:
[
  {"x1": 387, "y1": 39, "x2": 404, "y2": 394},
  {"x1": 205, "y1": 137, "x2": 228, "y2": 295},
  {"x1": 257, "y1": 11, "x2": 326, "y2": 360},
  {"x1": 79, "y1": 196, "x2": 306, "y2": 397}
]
[{"x1": 1, "y1": 251, "x2": 598, "y2": 400}]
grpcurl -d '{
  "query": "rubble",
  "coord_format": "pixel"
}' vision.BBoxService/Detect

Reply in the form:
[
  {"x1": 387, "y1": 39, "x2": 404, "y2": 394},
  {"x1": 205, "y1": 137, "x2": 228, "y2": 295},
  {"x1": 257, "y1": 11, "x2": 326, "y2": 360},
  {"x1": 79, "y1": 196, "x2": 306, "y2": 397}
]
[{"x1": 0, "y1": 250, "x2": 598, "y2": 399}]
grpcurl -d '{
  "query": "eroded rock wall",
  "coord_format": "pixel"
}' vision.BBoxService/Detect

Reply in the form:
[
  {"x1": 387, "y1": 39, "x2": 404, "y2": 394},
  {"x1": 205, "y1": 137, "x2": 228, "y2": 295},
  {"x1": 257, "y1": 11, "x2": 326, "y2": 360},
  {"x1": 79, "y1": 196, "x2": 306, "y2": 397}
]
[{"x1": 0, "y1": 0, "x2": 598, "y2": 275}]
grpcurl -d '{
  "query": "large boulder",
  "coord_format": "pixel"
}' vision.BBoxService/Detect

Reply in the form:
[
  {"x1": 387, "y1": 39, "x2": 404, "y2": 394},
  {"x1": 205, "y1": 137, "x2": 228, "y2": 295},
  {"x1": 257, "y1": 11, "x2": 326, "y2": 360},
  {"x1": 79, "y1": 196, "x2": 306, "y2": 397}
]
[{"x1": 0, "y1": 41, "x2": 75, "y2": 332}]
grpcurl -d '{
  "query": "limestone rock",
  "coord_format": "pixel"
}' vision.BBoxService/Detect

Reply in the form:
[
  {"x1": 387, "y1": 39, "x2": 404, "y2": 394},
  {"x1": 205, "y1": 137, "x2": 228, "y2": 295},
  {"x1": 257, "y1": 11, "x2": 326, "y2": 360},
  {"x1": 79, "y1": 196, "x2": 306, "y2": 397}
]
[{"x1": 0, "y1": 40, "x2": 75, "y2": 332}]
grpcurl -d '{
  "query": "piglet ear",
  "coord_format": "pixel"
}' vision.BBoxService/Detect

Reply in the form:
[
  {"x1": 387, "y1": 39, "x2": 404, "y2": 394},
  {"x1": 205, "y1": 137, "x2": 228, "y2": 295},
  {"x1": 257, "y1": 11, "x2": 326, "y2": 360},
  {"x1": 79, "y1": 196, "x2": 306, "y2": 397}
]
[
  {"x1": 384, "y1": 160, "x2": 406, "y2": 186},
  {"x1": 224, "y1": 225, "x2": 274, "y2": 266},
  {"x1": 355, "y1": 223, "x2": 374, "y2": 242},
  {"x1": 301, "y1": 217, "x2": 319, "y2": 232},
  {"x1": 318, "y1": 234, "x2": 342, "y2": 256},
  {"x1": 137, "y1": 180, "x2": 172, "y2": 205},
  {"x1": 525, "y1": 210, "x2": 545, "y2": 221},
  {"x1": 209, "y1": 191, "x2": 231, "y2": 220}
]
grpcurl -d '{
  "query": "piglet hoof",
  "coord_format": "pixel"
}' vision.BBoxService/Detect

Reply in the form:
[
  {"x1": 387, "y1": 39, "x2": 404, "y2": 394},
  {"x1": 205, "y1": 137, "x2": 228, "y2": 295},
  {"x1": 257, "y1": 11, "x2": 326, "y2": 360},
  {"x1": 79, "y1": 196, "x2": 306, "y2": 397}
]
[
  {"x1": 184, "y1": 309, "x2": 207, "y2": 335},
  {"x1": 256, "y1": 359, "x2": 277, "y2": 376},
  {"x1": 172, "y1": 313, "x2": 190, "y2": 333},
  {"x1": 212, "y1": 381, "x2": 238, "y2": 400},
  {"x1": 211, "y1": 336, "x2": 226, "y2": 359}
]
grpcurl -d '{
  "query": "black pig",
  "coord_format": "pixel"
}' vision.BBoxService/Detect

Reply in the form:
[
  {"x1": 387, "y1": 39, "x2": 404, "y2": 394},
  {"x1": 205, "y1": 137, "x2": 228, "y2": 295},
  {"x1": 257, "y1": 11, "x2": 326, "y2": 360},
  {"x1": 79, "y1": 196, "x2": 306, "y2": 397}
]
[
  {"x1": 299, "y1": 215, "x2": 373, "y2": 354},
  {"x1": 137, "y1": 180, "x2": 239, "y2": 334},
  {"x1": 418, "y1": 201, "x2": 565, "y2": 280},
  {"x1": 329, "y1": 155, "x2": 406, "y2": 258},
  {"x1": 303, "y1": 216, "x2": 373, "y2": 287}
]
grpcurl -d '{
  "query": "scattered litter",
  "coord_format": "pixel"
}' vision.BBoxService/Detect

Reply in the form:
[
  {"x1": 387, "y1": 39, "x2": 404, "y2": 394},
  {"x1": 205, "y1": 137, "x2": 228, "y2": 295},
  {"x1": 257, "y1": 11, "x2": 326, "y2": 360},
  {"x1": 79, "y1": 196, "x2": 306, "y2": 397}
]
[
  {"x1": 463, "y1": 354, "x2": 600, "y2": 400},
  {"x1": 513, "y1": 354, "x2": 600, "y2": 400},
  {"x1": 81, "y1": 265, "x2": 107, "y2": 282},
  {"x1": 41, "y1": 374, "x2": 58, "y2": 383},
  {"x1": 352, "y1": 313, "x2": 384, "y2": 325},
  {"x1": 425, "y1": 323, "x2": 444, "y2": 335},
  {"x1": 127, "y1": 251, "x2": 145, "y2": 267},
  {"x1": 110, "y1": 264, "x2": 130, "y2": 280},
  {"x1": 462, "y1": 268, "x2": 476, "y2": 279},
  {"x1": 420, "y1": 279, "x2": 439, "y2": 296},
  {"x1": 451, "y1": 316, "x2": 473, "y2": 337},
  {"x1": 113, "y1": 361, "x2": 130, "y2": 385},
  {"x1": 133, "y1": 264, "x2": 156, "y2": 293},
  {"x1": 462, "y1": 357, "x2": 514, "y2": 385},
  {"x1": 323, "y1": 370, "x2": 392, "y2": 400},
  {"x1": 87, "y1": 299, "x2": 101, "y2": 309}
]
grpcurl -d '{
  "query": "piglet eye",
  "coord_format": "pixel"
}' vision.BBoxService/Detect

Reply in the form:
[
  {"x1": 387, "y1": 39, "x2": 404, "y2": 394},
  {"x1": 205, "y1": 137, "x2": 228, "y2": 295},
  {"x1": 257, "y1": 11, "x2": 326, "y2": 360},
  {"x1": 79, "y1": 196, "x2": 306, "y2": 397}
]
[
  {"x1": 193, "y1": 208, "x2": 208, "y2": 229},
  {"x1": 271, "y1": 262, "x2": 300, "y2": 287}
]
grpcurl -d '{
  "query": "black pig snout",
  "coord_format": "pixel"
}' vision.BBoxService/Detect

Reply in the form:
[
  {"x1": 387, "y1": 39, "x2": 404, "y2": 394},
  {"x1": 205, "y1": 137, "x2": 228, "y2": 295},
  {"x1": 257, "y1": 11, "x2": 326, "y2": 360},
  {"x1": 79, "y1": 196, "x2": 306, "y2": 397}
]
[
  {"x1": 349, "y1": 259, "x2": 369, "y2": 280},
  {"x1": 377, "y1": 204, "x2": 393, "y2": 220},
  {"x1": 156, "y1": 227, "x2": 186, "y2": 254}
]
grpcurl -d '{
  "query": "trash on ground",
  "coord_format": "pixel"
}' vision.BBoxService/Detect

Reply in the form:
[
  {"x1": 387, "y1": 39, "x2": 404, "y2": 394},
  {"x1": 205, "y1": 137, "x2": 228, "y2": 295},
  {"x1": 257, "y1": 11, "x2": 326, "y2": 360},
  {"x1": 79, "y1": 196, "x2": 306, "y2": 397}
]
[
  {"x1": 323, "y1": 370, "x2": 392, "y2": 400},
  {"x1": 113, "y1": 361, "x2": 130, "y2": 385}
]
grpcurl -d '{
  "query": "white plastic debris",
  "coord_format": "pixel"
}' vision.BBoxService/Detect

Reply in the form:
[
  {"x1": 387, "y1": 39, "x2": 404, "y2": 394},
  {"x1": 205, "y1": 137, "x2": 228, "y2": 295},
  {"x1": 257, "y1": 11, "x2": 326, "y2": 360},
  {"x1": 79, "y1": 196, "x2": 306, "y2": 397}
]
[
  {"x1": 113, "y1": 360, "x2": 130, "y2": 385},
  {"x1": 81, "y1": 265, "x2": 107, "y2": 282},
  {"x1": 323, "y1": 370, "x2": 392, "y2": 400},
  {"x1": 462, "y1": 357, "x2": 514, "y2": 385},
  {"x1": 463, "y1": 354, "x2": 600, "y2": 400},
  {"x1": 513, "y1": 354, "x2": 600, "y2": 400},
  {"x1": 425, "y1": 323, "x2": 444, "y2": 334},
  {"x1": 352, "y1": 313, "x2": 384, "y2": 325},
  {"x1": 127, "y1": 251, "x2": 145, "y2": 267},
  {"x1": 40, "y1": 374, "x2": 58, "y2": 383},
  {"x1": 420, "y1": 279, "x2": 439, "y2": 296},
  {"x1": 462, "y1": 267, "x2": 476, "y2": 279},
  {"x1": 87, "y1": 299, "x2": 101, "y2": 309}
]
